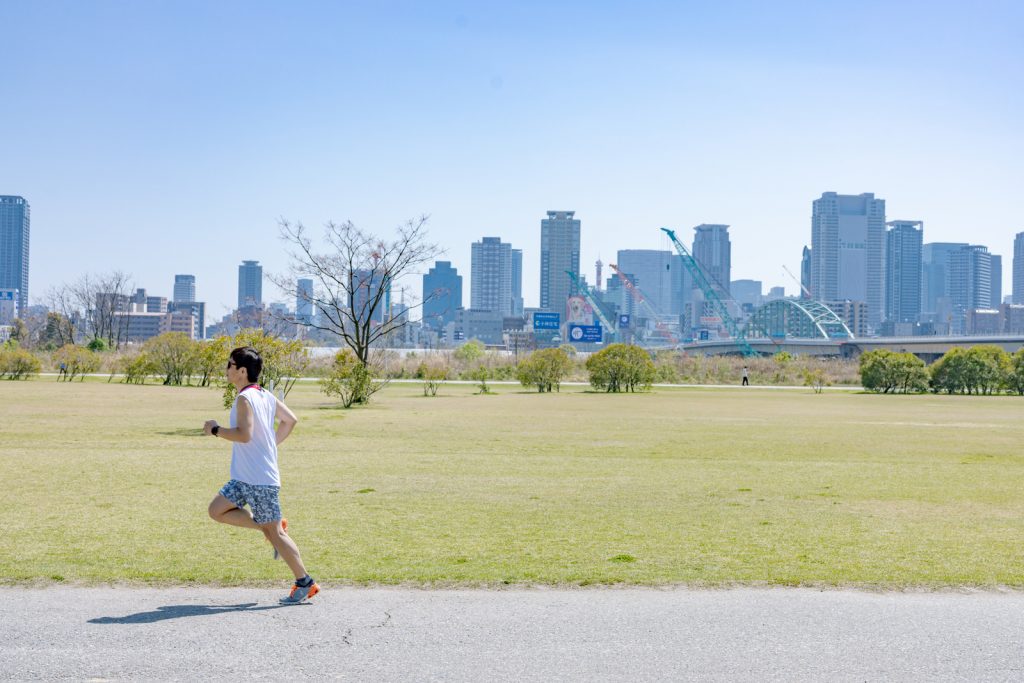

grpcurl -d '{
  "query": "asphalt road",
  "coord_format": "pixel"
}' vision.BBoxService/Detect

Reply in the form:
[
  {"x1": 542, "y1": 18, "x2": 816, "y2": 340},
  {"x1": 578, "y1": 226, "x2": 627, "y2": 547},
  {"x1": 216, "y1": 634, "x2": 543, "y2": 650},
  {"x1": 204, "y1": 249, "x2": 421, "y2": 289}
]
[{"x1": 2, "y1": 587, "x2": 1022, "y2": 681}]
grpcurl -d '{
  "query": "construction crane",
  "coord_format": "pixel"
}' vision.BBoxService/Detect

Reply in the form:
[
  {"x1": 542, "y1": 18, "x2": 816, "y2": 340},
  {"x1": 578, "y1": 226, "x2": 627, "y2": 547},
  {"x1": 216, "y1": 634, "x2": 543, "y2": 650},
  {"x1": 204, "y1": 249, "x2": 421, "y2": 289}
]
[
  {"x1": 782, "y1": 264, "x2": 813, "y2": 299},
  {"x1": 564, "y1": 270, "x2": 617, "y2": 339},
  {"x1": 607, "y1": 263, "x2": 679, "y2": 345},
  {"x1": 661, "y1": 227, "x2": 759, "y2": 358}
]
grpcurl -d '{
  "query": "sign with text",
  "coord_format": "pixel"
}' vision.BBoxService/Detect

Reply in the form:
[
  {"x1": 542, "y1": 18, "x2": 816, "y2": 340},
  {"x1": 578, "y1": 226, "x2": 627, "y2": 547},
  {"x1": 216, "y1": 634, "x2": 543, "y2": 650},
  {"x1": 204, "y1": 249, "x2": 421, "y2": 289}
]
[
  {"x1": 618, "y1": 314, "x2": 630, "y2": 329},
  {"x1": 568, "y1": 324, "x2": 602, "y2": 343},
  {"x1": 532, "y1": 312, "x2": 560, "y2": 330}
]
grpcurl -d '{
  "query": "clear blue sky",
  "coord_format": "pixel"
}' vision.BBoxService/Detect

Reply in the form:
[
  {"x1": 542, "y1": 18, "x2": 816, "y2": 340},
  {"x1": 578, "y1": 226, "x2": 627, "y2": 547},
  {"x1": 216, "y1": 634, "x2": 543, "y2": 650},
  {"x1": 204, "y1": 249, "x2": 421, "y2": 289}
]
[{"x1": 4, "y1": 0, "x2": 1022, "y2": 319}]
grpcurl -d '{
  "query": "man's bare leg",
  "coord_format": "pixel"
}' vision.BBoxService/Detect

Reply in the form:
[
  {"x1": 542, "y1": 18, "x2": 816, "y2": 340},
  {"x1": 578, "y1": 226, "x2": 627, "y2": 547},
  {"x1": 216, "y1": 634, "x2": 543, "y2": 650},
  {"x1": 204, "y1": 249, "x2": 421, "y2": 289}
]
[
  {"x1": 208, "y1": 494, "x2": 261, "y2": 529},
  {"x1": 261, "y1": 521, "x2": 308, "y2": 580}
]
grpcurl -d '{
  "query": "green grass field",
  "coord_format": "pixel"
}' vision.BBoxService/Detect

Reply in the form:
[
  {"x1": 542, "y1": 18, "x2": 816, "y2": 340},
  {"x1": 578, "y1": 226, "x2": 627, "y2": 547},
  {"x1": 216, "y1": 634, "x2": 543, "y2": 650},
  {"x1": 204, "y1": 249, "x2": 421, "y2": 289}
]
[{"x1": 3, "y1": 378, "x2": 1024, "y2": 588}]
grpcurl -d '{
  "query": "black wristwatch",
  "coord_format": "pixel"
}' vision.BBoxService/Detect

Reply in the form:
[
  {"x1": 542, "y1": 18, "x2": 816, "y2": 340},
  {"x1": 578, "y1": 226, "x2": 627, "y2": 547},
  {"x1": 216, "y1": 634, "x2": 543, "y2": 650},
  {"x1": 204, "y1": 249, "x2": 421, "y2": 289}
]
[{"x1": 212, "y1": 425, "x2": 220, "y2": 437}]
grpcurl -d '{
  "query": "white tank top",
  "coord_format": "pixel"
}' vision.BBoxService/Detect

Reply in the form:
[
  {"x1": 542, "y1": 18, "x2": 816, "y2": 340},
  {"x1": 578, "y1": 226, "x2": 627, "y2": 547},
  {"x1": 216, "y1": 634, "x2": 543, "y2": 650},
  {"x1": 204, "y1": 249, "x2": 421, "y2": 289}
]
[{"x1": 229, "y1": 386, "x2": 281, "y2": 486}]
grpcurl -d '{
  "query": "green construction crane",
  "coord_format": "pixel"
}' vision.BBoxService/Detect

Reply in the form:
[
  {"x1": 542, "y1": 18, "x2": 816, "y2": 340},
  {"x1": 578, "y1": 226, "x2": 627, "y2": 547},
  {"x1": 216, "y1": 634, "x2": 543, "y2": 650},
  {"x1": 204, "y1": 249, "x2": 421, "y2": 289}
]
[
  {"x1": 564, "y1": 270, "x2": 617, "y2": 339},
  {"x1": 661, "y1": 227, "x2": 759, "y2": 358}
]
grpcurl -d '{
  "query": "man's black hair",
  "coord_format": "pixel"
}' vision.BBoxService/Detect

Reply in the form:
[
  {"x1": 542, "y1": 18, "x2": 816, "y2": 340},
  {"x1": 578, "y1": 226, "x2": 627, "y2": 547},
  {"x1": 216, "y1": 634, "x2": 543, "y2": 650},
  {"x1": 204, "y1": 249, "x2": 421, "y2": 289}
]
[{"x1": 230, "y1": 346, "x2": 263, "y2": 384}]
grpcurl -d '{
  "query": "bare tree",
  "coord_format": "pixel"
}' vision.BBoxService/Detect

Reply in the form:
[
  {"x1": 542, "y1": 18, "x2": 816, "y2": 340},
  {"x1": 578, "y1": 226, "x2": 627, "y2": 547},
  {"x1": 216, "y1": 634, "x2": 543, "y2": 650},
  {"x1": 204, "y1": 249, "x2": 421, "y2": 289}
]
[
  {"x1": 71, "y1": 271, "x2": 133, "y2": 349},
  {"x1": 43, "y1": 285, "x2": 81, "y2": 345},
  {"x1": 271, "y1": 216, "x2": 442, "y2": 365}
]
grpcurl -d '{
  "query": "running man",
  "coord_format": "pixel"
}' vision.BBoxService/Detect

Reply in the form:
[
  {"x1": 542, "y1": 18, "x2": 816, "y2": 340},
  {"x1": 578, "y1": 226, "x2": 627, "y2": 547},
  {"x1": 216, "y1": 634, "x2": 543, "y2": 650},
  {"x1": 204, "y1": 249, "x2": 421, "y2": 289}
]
[{"x1": 204, "y1": 346, "x2": 319, "y2": 604}]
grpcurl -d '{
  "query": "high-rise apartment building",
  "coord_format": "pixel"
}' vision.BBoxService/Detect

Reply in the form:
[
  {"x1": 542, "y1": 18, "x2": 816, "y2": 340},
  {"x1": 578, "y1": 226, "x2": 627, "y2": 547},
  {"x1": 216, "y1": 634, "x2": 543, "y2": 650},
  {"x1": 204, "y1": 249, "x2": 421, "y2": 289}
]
[
  {"x1": 0, "y1": 196, "x2": 30, "y2": 313},
  {"x1": 991, "y1": 255, "x2": 1002, "y2": 308},
  {"x1": 615, "y1": 250, "x2": 675, "y2": 315},
  {"x1": 237, "y1": 260, "x2": 263, "y2": 309},
  {"x1": 810, "y1": 192, "x2": 885, "y2": 329},
  {"x1": 471, "y1": 237, "x2": 513, "y2": 316},
  {"x1": 947, "y1": 244, "x2": 992, "y2": 334},
  {"x1": 921, "y1": 242, "x2": 968, "y2": 315},
  {"x1": 1014, "y1": 232, "x2": 1024, "y2": 304},
  {"x1": 422, "y1": 261, "x2": 462, "y2": 330},
  {"x1": 296, "y1": 278, "x2": 314, "y2": 324},
  {"x1": 884, "y1": 220, "x2": 923, "y2": 324},
  {"x1": 173, "y1": 274, "x2": 196, "y2": 304},
  {"x1": 539, "y1": 211, "x2": 581, "y2": 316},
  {"x1": 692, "y1": 225, "x2": 731, "y2": 296},
  {"x1": 511, "y1": 249, "x2": 524, "y2": 316}
]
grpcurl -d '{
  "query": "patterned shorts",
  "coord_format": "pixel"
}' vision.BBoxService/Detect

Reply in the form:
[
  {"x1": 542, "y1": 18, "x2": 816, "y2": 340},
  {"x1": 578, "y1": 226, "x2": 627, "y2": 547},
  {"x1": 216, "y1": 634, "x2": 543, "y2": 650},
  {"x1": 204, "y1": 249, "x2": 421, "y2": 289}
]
[{"x1": 219, "y1": 479, "x2": 282, "y2": 524}]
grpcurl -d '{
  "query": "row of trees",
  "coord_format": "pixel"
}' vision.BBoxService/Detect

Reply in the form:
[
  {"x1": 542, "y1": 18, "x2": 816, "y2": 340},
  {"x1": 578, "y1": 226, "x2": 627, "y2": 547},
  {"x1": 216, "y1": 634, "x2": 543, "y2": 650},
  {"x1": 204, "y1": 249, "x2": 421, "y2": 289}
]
[{"x1": 859, "y1": 346, "x2": 1024, "y2": 395}]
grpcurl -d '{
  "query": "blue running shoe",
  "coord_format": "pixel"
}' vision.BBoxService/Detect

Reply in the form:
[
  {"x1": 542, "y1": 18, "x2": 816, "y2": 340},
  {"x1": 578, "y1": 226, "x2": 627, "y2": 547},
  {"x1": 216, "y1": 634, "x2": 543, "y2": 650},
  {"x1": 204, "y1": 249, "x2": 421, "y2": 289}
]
[{"x1": 280, "y1": 581, "x2": 320, "y2": 605}]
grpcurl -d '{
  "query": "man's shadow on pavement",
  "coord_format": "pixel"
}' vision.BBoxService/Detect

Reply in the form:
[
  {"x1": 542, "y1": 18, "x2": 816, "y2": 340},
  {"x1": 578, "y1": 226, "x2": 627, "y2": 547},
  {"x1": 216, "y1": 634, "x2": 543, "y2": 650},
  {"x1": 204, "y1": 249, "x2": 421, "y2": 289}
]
[{"x1": 89, "y1": 603, "x2": 297, "y2": 624}]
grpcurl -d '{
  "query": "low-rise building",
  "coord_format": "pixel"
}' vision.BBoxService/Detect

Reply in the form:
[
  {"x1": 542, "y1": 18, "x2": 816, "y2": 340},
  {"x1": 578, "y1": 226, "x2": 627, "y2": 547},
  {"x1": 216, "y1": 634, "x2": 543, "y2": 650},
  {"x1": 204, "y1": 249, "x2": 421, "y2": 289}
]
[
  {"x1": 824, "y1": 300, "x2": 869, "y2": 338},
  {"x1": 967, "y1": 308, "x2": 1001, "y2": 335}
]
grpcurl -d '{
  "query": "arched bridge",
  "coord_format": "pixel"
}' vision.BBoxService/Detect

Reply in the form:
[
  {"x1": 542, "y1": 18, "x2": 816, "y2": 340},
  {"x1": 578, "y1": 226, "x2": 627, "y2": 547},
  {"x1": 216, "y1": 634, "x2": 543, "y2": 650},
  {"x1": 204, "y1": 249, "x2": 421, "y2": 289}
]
[{"x1": 743, "y1": 299, "x2": 854, "y2": 341}]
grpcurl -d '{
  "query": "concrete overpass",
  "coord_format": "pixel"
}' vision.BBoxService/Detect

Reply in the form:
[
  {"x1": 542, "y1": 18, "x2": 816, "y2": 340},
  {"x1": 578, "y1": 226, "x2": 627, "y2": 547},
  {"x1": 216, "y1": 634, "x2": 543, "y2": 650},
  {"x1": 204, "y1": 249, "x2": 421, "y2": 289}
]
[{"x1": 680, "y1": 335, "x2": 1024, "y2": 362}]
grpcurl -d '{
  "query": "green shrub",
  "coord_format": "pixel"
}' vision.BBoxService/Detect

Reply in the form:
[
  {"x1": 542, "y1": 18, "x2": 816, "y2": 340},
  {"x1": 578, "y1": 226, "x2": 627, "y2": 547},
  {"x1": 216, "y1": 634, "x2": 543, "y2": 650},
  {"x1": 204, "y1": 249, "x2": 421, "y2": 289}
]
[
  {"x1": 453, "y1": 339, "x2": 485, "y2": 364},
  {"x1": 143, "y1": 332, "x2": 198, "y2": 386},
  {"x1": 321, "y1": 349, "x2": 379, "y2": 407},
  {"x1": 0, "y1": 347, "x2": 42, "y2": 380},
  {"x1": 1007, "y1": 349, "x2": 1024, "y2": 395},
  {"x1": 53, "y1": 344, "x2": 101, "y2": 381},
  {"x1": 585, "y1": 343, "x2": 656, "y2": 393},
  {"x1": 859, "y1": 349, "x2": 928, "y2": 393},
  {"x1": 929, "y1": 346, "x2": 1009, "y2": 395},
  {"x1": 517, "y1": 347, "x2": 573, "y2": 393},
  {"x1": 418, "y1": 361, "x2": 449, "y2": 397}
]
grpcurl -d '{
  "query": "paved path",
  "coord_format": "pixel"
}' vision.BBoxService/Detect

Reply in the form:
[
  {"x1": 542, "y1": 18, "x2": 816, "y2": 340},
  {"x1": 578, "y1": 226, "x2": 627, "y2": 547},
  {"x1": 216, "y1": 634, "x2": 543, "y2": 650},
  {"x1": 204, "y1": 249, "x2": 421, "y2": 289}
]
[{"x1": 2, "y1": 587, "x2": 1022, "y2": 681}]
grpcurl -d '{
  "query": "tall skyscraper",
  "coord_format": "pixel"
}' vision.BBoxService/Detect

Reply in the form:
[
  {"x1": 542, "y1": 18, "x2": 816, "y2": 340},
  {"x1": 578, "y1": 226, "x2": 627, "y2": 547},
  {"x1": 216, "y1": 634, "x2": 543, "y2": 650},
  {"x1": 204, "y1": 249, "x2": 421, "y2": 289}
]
[
  {"x1": 669, "y1": 253, "x2": 691, "y2": 318},
  {"x1": 884, "y1": 220, "x2": 923, "y2": 323},
  {"x1": 173, "y1": 274, "x2": 196, "y2": 304},
  {"x1": 811, "y1": 192, "x2": 885, "y2": 328},
  {"x1": 800, "y1": 246, "x2": 812, "y2": 299},
  {"x1": 991, "y1": 255, "x2": 1002, "y2": 308},
  {"x1": 351, "y1": 268, "x2": 390, "y2": 325},
  {"x1": 0, "y1": 196, "x2": 30, "y2": 313},
  {"x1": 539, "y1": 211, "x2": 581, "y2": 315},
  {"x1": 947, "y1": 244, "x2": 992, "y2": 334},
  {"x1": 616, "y1": 250, "x2": 675, "y2": 315},
  {"x1": 511, "y1": 249, "x2": 524, "y2": 316},
  {"x1": 471, "y1": 237, "x2": 513, "y2": 316},
  {"x1": 921, "y1": 242, "x2": 968, "y2": 315},
  {"x1": 692, "y1": 224, "x2": 731, "y2": 296},
  {"x1": 237, "y1": 260, "x2": 263, "y2": 309},
  {"x1": 296, "y1": 278, "x2": 314, "y2": 324},
  {"x1": 1014, "y1": 233, "x2": 1024, "y2": 304},
  {"x1": 730, "y1": 280, "x2": 763, "y2": 309},
  {"x1": 422, "y1": 261, "x2": 462, "y2": 330}
]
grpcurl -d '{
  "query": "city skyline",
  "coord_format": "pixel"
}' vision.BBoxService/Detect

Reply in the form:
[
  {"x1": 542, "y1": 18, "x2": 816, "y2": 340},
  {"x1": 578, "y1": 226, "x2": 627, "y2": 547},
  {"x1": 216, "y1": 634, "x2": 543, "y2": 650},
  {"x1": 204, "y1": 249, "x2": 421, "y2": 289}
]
[{"x1": 3, "y1": 2, "x2": 1022, "y2": 318}]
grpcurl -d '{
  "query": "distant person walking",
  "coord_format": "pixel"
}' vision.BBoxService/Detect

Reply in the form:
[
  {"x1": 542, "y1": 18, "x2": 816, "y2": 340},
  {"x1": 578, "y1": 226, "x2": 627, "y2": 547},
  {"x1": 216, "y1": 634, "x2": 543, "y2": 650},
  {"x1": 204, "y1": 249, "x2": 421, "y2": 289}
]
[
  {"x1": 741, "y1": 366, "x2": 749, "y2": 386},
  {"x1": 204, "y1": 346, "x2": 319, "y2": 605}
]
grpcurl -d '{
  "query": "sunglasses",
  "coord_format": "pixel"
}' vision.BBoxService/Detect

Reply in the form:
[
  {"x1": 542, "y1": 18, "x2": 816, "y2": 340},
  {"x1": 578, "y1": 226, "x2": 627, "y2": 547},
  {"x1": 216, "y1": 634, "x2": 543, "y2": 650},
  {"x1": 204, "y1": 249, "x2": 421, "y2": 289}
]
[{"x1": 227, "y1": 360, "x2": 237, "y2": 369}]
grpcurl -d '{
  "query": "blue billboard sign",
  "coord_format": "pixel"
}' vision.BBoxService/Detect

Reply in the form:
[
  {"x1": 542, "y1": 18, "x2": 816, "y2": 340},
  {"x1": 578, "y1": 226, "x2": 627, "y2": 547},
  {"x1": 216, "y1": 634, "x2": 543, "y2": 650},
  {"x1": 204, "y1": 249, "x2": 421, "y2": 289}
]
[
  {"x1": 568, "y1": 324, "x2": 602, "y2": 343},
  {"x1": 0, "y1": 290, "x2": 14, "y2": 301},
  {"x1": 533, "y1": 312, "x2": 560, "y2": 330},
  {"x1": 618, "y1": 314, "x2": 630, "y2": 329}
]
